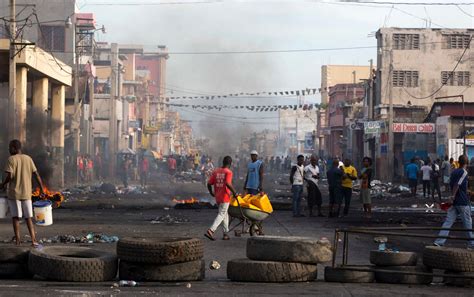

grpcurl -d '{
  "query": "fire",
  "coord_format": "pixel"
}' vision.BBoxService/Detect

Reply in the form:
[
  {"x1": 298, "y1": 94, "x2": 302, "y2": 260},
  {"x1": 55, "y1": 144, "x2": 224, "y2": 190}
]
[
  {"x1": 172, "y1": 197, "x2": 199, "y2": 204},
  {"x1": 32, "y1": 186, "x2": 64, "y2": 208}
]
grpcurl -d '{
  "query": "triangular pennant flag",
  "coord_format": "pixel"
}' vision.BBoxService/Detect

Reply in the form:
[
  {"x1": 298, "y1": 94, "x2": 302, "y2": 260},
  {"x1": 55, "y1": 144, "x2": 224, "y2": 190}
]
[{"x1": 296, "y1": 91, "x2": 300, "y2": 96}]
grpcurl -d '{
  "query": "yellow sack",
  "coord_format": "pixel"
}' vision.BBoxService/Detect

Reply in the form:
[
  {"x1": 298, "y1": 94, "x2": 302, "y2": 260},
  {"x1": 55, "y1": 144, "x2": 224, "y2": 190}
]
[{"x1": 249, "y1": 194, "x2": 273, "y2": 213}]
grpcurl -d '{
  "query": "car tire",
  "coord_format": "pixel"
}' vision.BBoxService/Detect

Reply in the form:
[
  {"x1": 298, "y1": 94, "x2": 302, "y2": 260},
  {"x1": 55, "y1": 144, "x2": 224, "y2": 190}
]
[
  {"x1": 246, "y1": 236, "x2": 332, "y2": 264},
  {"x1": 227, "y1": 258, "x2": 317, "y2": 282},
  {"x1": 324, "y1": 265, "x2": 375, "y2": 283},
  {"x1": 423, "y1": 246, "x2": 474, "y2": 272},
  {"x1": 374, "y1": 266, "x2": 433, "y2": 284},
  {"x1": 117, "y1": 237, "x2": 203, "y2": 265},
  {"x1": 0, "y1": 247, "x2": 31, "y2": 263},
  {"x1": 119, "y1": 260, "x2": 205, "y2": 281},
  {"x1": 370, "y1": 250, "x2": 418, "y2": 266},
  {"x1": 28, "y1": 246, "x2": 118, "y2": 282}
]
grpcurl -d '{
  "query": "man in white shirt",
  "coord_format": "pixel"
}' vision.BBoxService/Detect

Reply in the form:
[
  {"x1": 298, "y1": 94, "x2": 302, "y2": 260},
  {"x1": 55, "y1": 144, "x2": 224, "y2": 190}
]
[
  {"x1": 290, "y1": 155, "x2": 305, "y2": 217},
  {"x1": 304, "y1": 155, "x2": 323, "y2": 217},
  {"x1": 420, "y1": 160, "x2": 432, "y2": 198}
]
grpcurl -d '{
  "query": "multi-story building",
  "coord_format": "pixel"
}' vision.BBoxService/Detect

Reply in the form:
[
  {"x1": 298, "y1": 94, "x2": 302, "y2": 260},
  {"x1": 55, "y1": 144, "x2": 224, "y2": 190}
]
[
  {"x1": 279, "y1": 108, "x2": 318, "y2": 156},
  {"x1": 374, "y1": 28, "x2": 473, "y2": 180}
]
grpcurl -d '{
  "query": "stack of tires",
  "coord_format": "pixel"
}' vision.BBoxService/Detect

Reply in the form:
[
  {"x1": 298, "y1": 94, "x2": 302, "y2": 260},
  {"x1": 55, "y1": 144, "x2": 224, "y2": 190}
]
[
  {"x1": 227, "y1": 236, "x2": 332, "y2": 282},
  {"x1": 29, "y1": 246, "x2": 118, "y2": 281},
  {"x1": 423, "y1": 246, "x2": 474, "y2": 287},
  {"x1": 371, "y1": 250, "x2": 433, "y2": 285},
  {"x1": 117, "y1": 237, "x2": 205, "y2": 282},
  {"x1": 0, "y1": 247, "x2": 31, "y2": 279}
]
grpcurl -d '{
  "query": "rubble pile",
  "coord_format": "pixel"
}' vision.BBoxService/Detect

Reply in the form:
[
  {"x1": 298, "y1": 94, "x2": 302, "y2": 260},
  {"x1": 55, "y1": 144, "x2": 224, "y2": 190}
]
[
  {"x1": 34, "y1": 233, "x2": 119, "y2": 244},
  {"x1": 150, "y1": 214, "x2": 190, "y2": 224}
]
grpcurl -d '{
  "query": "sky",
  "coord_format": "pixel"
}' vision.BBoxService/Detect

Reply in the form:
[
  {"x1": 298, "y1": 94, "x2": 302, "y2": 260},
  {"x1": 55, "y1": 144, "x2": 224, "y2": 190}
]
[{"x1": 78, "y1": 0, "x2": 473, "y2": 137}]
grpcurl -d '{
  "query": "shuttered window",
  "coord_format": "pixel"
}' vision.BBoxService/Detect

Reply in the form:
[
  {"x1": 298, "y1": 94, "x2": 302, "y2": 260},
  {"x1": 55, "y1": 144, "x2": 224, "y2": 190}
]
[
  {"x1": 393, "y1": 34, "x2": 420, "y2": 50},
  {"x1": 392, "y1": 70, "x2": 419, "y2": 87}
]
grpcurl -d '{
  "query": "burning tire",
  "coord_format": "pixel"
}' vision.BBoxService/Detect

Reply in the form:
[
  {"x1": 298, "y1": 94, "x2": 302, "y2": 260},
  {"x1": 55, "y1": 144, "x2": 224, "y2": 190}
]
[
  {"x1": 227, "y1": 259, "x2": 318, "y2": 282},
  {"x1": 246, "y1": 236, "x2": 332, "y2": 264},
  {"x1": 117, "y1": 237, "x2": 203, "y2": 265},
  {"x1": 370, "y1": 250, "x2": 418, "y2": 266},
  {"x1": 324, "y1": 266, "x2": 375, "y2": 283},
  {"x1": 444, "y1": 271, "x2": 474, "y2": 287},
  {"x1": 119, "y1": 260, "x2": 205, "y2": 281},
  {"x1": 28, "y1": 246, "x2": 118, "y2": 282},
  {"x1": 374, "y1": 266, "x2": 433, "y2": 284},
  {"x1": 0, "y1": 263, "x2": 31, "y2": 279},
  {"x1": 0, "y1": 247, "x2": 31, "y2": 263},
  {"x1": 423, "y1": 246, "x2": 474, "y2": 272}
]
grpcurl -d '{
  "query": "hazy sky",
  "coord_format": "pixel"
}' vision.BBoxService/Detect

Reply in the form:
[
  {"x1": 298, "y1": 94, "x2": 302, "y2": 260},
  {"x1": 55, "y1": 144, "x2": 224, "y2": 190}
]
[{"x1": 79, "y1": 0, "x2": 473, "y2": 136}]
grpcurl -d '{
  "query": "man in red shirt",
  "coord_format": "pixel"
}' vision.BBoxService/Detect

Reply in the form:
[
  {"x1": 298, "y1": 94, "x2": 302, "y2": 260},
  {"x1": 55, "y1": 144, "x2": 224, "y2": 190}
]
[{"x1": 205, "y1": 156, "x2": 237, "y2": 241}]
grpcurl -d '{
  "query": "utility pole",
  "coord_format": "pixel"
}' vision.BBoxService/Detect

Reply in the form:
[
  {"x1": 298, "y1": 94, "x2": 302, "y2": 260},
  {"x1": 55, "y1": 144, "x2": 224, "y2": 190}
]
[
  {"x1": 8, "y1": 0, "x2": 16, "y2": 141},
  {"x1": 108, "y1": 43, "x2": 118, "y2": 179},
  {"x1": 368, "y1": 59, "x2": 373, "y2": 120},
  {"x1": 387, "y1": 50, "x2": 394, "y2": 182}
]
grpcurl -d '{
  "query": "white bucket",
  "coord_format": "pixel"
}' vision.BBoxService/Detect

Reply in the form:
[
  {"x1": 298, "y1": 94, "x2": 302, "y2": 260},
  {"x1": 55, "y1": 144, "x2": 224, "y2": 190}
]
[
  {"x1": 33, "y1": 201, "x2": 53, "y2": 226},
  {"x1": 0, "y1": 198, "x2": 8, "y2": 219}
]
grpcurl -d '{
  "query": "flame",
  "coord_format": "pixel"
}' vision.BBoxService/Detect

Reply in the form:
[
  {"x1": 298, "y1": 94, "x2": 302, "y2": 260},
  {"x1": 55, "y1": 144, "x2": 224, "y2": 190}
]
[
  {"x1": 32, "y1": 186, "x2": 64, "y2": 208},
  {"x1": 172, "y1": 197, "x2": 199, "y2": 204}
]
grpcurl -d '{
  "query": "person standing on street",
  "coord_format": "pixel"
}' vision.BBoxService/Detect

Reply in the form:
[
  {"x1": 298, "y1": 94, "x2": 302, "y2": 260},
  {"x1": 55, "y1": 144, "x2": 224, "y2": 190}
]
[
  {"x1": 441, "y1": 155, "x2": 451, "y2": 194},
  {"x1": 359, "y1": 157, "x2": 373, "y2": 218},
  {"x1": 434, "y1": 155, "x2": 473, "y2": 249},
  {"x1": 0, "y1": 140, "x2": 45, "y2": 247},
  {"x1": 290, "y1": 155, "x2": 305, "y2": 217},
  {"x1": 304, "y1": 155, "x2": 323, "y2": 217},
  {"x1": 244, "y1": 150, "x2": 264, "y2": 195},
  {"x1": 139, "y1": 157, "x2": 149, "y2": 187},
  {"x1": 205, "y1": 156, "x2": 237, "y2": 241},
  {"x1": 406, "y1": 158, "x2": 419, "y2": 198},
  {"x1": 420, "y1": 159, "x2": 432, "y2": 198},
  {"x1": 327, "y1": 158, "x2": 344, "y2": 218},
  {"x1": 431, "y1": 159, "x2": 442, "y2": 205},
  {"x1": 341, "y1": 158, "x2": 357, "y2": 216}
]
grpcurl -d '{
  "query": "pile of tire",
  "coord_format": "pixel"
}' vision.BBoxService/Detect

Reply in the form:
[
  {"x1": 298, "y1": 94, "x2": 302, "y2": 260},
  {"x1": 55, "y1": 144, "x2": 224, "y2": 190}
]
[
  {"x1": 28, "y1": 246, "x2": 118, "y2": 281},
  {"x1": 0, "y1": 247, "x2": 32, "y2": 279},
  {"x1": 227, "y1": 236, "x2": 332, "y2": 282},
  {"x1": 117, "y1": 237, "x2": 205, "y2": 282},
  {"x1": 423, "y1": 246, "x2": 474, "y2": 287},
  {"x1": 371, "y1": 250, "x2": 433, "y2": 285}
]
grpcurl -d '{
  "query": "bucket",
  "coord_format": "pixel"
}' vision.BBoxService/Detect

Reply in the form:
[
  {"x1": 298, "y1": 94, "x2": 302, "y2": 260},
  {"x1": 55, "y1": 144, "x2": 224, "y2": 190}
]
[
  {"x1": 33, "y1": 200, "x2": 53, "y2": 226},
  {"x1": 0, "y1": 198, "x2": 8, "y2": 219}
]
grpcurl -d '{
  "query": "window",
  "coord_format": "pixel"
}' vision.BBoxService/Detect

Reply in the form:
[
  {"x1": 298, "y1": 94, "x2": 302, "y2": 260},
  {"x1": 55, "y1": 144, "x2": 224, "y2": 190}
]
[
  {"x1": 392, "y1": 33, "x2": 420, "y2": 50},
  {"x1": 444, "y1": 34, "x2": 471, "y2": 49},
  {"x1": 392, "y1": 70, "x2": 419, "y2": 87},
  {"x1": 441, "y1": 71, "x2": 470, "y2": 86},
  {"x1": 39, "y1": 25, "x2": 65, "y2": 51}
]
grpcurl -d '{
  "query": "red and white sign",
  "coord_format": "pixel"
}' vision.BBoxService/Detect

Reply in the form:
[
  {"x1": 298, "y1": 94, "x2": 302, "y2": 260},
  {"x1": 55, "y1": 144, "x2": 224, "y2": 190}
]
[{"x1": 392, "y1": 123, "x2": 435, "y2": 133}]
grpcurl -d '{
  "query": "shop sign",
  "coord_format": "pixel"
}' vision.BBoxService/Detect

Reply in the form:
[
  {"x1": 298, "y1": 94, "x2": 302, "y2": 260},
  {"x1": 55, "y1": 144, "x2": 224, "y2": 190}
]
[
  {"x1": 364, "y1": 121, "x2": 382, "y2": 134},
  {"x1": 144, "y1": 126, "x2": 159, "y2": 134},
  {"x1": 392, "y1": 123, "x2": 435, "y2": 133}
]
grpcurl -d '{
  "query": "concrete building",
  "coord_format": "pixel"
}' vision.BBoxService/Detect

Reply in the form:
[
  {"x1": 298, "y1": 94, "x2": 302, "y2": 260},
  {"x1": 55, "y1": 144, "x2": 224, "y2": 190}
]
[
  {"x1": 279, "y1": 108, "x2": 318, "y2": 156},
  {"x1": 0, "y1": 39, "x2": 72, "y2": 188},
  {"x1": 374, "y1": 27, "x2": 473, "y2": 180},
  {"x1": 318, "y1": 65, "x2": 372, "y2": 157}
]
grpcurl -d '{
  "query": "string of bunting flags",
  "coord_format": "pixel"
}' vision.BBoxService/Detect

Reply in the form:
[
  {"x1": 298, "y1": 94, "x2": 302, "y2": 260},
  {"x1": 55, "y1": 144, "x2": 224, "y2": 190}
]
[
  {"x1": 157, "y1": 102, "x2": 320, "y2": 112},
  {"x1": 161, "y1": 88, "x2": 320, "y2": 101}
]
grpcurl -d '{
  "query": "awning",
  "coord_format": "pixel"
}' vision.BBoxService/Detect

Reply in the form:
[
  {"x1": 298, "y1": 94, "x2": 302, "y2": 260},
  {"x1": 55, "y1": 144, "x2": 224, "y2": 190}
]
[{"x1": 118, "y1": 148, "x2": 136, "y2": 155}]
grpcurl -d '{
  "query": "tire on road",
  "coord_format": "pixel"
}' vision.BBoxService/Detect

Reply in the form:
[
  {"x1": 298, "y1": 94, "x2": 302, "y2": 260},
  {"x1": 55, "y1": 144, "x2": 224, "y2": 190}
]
[
  {"x1": 443, "y1": 271, "x2": 474, "y2": 287},
  {"x1": 423, "y1": 246, "x2": 474, "y2": 272},
  {"x1": 370, "y1": 250, "x2": 418, "y2": 266},
  {"x1": 246, "y1": 236, "x2": 332, "y2": 264},
  {"x1": 119, "y1": 260, "x2": 205, "y2": 281},
  {"x1": 374, "y1": 266, "x2": 433, "y2": 284},
  {"x1": 28, "y1": 246, "x2": 118, "y2": 282},
  {"x1": 227, "y1": 258, "x2": 318, "y2": 282},
  {"x1": 0, "y1": 262, "x2": 31, "y2": 279},
  {"x1": 117, "y1": 237, "x2": 203, "y2": 265},
  {"x1": 324, "y1": 266, "x2": 375, "y2": 283},
  {"x1": 0, "y1": 247, "x2": 31, "y2": 263}
]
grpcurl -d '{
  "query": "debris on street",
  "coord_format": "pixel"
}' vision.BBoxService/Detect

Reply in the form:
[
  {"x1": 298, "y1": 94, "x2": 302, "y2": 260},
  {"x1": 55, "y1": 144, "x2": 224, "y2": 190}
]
[
  {"x1": 37, "y1": 233, "x2": 119, "y2": 244},
  {"x1": 210, "y1": 260, "x2": 221, "y2": 270},
  {"x1": 150, "y1": 214, "x2": 190, "y2": 224}
]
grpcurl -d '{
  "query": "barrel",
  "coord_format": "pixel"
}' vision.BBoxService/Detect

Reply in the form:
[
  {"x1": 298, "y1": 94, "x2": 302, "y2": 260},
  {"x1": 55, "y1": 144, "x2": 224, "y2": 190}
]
[{"x1": 33, "y1": 200, "x2": 53, "y2": 226}]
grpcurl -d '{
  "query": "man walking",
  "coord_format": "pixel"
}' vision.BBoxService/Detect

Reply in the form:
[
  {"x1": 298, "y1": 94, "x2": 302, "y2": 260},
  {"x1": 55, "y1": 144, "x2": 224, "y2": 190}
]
[
  {"x1": 441, "y1": 155, "x2": 451, "y2": 194},
  {"x1": 290, "y1": 155, "x2": 305, "y2": 217},
  {"x1": 341, "y1": 158, "x2": 357, "y2": 216},
  {"x1": 420, "y1": 159, "x2": 432, "y2": 198},
  {"x1": 431, "y1": 159, "x2": 442, "y2": 204},
  {"x1": 244, "y1": 150, "x2": 264, "y2": 195},
  {"x1": 434, "y1": 155, "x2": 473, "y2": 249},
  {"x1": 327, "y1": 158, "x2": 344, "y2": 218},
  {"x1": 304, "y1": 155, "x2": 323, "y2": 217},
  {"x1": 205, "y1": 156, "x2": 237, "y2": 241},
  {"x1": 406, "y1": 158, "x2": 419, "y2": 198},
  {"x1": 0, "y1": 140, "x2": 45, "y2": 247}
]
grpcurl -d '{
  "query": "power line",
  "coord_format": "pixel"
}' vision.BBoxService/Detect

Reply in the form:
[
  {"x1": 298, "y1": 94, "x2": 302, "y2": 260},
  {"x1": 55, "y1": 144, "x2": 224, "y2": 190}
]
[
  {"x1": 456, "y1": 4, "x2": 474, "y2": 17},
  {"x1": 329, "y1": 1, "x2": 474, "y2": 6}
]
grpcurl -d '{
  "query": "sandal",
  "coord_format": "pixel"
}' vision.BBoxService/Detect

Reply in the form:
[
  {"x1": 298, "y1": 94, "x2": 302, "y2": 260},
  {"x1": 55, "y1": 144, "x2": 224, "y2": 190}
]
[
  {"x1": 204, "y1": 229, "x2": 216, "y2": 241},
  {"x1": 222, "y1": 234, "x2": 230, "y2": 240}
]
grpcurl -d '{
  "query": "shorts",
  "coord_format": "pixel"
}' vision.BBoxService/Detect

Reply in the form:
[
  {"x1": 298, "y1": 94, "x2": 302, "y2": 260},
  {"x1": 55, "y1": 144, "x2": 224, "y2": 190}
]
[
  {"x1": 408, "y1": 179, "x2": 418, "y2": 188},
  {"x1": 7, "y1": 199, "x2": 33, "y2": 218},
  {"x1": 360, "y1": 189, "x2": 371, "y2": 204}
]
